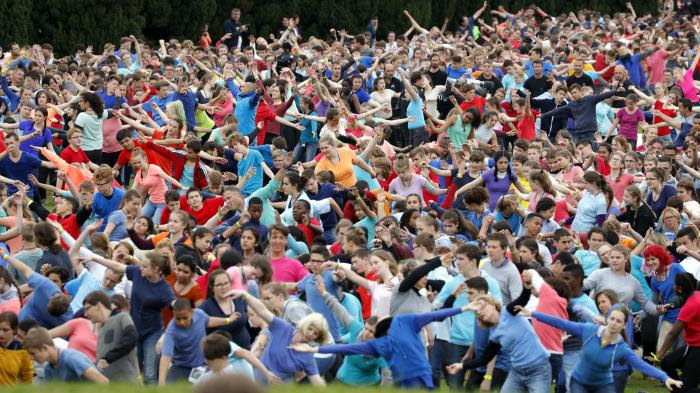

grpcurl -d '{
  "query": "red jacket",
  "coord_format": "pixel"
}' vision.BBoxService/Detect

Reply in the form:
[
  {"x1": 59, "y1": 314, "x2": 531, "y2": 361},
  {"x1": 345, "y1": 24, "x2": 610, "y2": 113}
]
[{"x1": 146, "y1": 141, "x2": 209, "y2": 190}]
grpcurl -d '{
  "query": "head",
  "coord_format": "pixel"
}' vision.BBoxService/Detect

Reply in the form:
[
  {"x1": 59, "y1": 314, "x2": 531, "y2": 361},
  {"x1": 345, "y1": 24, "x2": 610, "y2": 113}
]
[
  {"x1": 296, "y1": 313, "x2": 330, "y2": 344},
  {"x1": 594, "y1": 289, "x2": 619, "y2": 315},
  {"x1": 22, "y1": 327, "x2": 55, "y2": 364}
]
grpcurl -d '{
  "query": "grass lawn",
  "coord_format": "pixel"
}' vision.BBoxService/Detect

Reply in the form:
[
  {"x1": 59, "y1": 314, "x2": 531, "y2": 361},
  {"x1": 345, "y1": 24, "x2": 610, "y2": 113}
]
[{"x1": 7, "y1": 372, "x2": 668, "y2": 393}]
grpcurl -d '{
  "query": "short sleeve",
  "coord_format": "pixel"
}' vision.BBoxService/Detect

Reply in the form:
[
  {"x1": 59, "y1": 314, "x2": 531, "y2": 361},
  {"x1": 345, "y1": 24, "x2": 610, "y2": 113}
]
[
  {"x1": 108, "y1": 210, "x2": 125, "y2": 226},
  {"x1": 677, "y1": 299, "x2": 698, "y2": 324},
  {"x1": 162, "y1": 325, "x2": 175, "y2": 357},
  {"x1": 125, "y1": 265, "x2": 140, "y2": 281},
  {"x1": 64, "y1": 350, "x2": 93, "y2": 377}
]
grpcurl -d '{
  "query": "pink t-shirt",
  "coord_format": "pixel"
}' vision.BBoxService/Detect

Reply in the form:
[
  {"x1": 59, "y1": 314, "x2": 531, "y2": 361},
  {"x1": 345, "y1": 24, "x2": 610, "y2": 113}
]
[
  {"x1": 528, "y1": 192, "x2": 554, "y2": 212},
  {"x1": 616, "y1": 108, "x2": 644, "y2": 141},
  {"x1": 681, "y1": 68, "x2": 700, "y2": 103},
  {"x1": 226, "y1": 266, "x2": 249, "y2": 291},
  {"x1": 270, "y1": 256, "x2": 309, "y2": 283},
  {"x1": 134, "y1": 164, "x2": 167, "y2": 204},
  {"x1": 101, "y1": 116, "x2": 124, "y2": 154},
  {"x1": 66, "y1": 318, "x2": 97, "y2": 362},
  {"x1": 607, "y1": 172, "x2": 635, "y2": 203},
  {"x1": 0, "y1": 298, "x2": 20, "y2": 314},
  {"x1": 646, "y1": 50, "x2": 669, "y2": 85}
]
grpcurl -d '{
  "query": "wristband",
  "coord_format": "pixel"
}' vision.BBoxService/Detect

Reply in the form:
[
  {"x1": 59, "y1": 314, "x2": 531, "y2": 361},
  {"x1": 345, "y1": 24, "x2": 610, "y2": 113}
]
[
  {"x1": 235, "y1": 221, "x2": 242, "y2": 228},
  {"x1": 484, "y1": 375, "x2": 492, "y2": 381},
  {"x1": 225, "y1": 317, "x2": 231, "y2": 324}
]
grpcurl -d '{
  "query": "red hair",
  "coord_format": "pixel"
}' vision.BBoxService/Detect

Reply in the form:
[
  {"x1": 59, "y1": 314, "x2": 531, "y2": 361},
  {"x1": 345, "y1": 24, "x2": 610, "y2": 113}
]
[{"x1": 642, "y1": 244, "x2": 673, "y2": 275}]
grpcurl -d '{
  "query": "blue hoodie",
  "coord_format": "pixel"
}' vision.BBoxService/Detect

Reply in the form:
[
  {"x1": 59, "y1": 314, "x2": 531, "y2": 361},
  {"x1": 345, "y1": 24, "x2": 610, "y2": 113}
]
[
  {"x1": 318, "y1": 307, "x2": 462, "y2": 387},
  {"x1": 226, "y1": 78, "x2": 260, "y2": 137},
  {"x1": 532, "y1": 312, "x2": 668, "y2": 386}
]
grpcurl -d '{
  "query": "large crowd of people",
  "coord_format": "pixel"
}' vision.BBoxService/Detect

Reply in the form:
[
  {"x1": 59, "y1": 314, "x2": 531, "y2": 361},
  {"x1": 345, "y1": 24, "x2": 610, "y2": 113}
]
[{"x1": 0, "y1": 2, "x2": 699, "y2": 392}]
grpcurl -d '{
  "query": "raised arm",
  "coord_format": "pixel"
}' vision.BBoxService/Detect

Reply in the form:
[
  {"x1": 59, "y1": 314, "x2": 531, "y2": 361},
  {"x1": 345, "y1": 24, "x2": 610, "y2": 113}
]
[{"x1": 232, "y1": 290, "x2": 274, "y2": 324}]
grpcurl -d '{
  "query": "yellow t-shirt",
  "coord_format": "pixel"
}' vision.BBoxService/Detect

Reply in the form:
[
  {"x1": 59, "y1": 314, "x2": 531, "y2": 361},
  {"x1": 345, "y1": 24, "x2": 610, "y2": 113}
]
[
  {"x1": 511, "y1": 176, "x2": 531, "y2": 209},
  {"x1": 315, "y1": 147, "x2": 358, "y2": 188},
  {"x1": 0, "y1": 347, "x2": 33, "y2": 385}
]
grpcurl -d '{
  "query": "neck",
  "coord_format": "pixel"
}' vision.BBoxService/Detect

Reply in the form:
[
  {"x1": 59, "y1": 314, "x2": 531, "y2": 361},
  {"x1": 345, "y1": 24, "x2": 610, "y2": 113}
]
[
  {"x1": 48, "y1": 347, "x2": 59, "y2": 365},
  {"x1": 490, "y1": 256, "x2": 505, "y2": 266},
  {"x1": 270, "y1": 249, "x2": 285, "y2": 259},
  {"x1": 463, "y1": 266, "x2": 479, "y2": 278},
  {"x1": 209, "y1": 358, "x2": 229, "y2": 373}
]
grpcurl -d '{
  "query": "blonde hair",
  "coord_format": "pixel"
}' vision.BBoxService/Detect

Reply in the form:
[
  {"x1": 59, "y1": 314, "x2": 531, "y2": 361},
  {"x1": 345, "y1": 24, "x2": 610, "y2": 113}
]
[
  {"x1": 473, "y1": 295, "x2": 503, "y2": 328},
  {"x1": 297, "y1": 313, "x2": 331, "y2": 345},
  {"x1": 22, "y1": 327, "x2": 54, "y2": 350}
]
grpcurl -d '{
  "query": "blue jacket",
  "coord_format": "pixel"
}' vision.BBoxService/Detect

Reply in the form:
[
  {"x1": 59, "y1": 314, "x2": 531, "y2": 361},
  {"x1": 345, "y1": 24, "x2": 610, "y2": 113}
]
[
  {"x1": 532, "y1": 312, "x2": 668, "y2": 386},
  {"x1": 318, "y1": 307, "x2": 462, "y2": 386},
  {"x1": 541, "y1": 91, "x2": 618, "y2": 134},
  {"x1": 227, "y1": 78, "x2": 259, "y2": 136}
]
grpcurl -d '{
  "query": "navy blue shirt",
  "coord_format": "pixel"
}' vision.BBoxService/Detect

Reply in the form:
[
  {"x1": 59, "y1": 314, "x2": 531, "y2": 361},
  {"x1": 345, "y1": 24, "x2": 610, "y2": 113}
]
[
  {"x1": 126, "y1": 265, "x2": 175, "y2": 337},
  {"x1": 0, "y1": 152, "x2": 41, "y2": 197},
  {"x1": 199, "y1": 296, "x2": 251, "y2": 349},
  {"x1": 307, "y1": 183, "x2": 343, "y2": 233}
]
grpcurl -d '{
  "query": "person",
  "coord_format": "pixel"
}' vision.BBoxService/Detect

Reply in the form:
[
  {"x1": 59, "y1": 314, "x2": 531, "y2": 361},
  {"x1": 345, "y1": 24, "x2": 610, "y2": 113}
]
[
  {"x1": 131, "y1": 148, "x2": 184, "y2": 224},
  {"x1": 0, "y1": 311, "x2": 33, "y2": 385},
  {"x1": 2, "y1": 248, "x2": 73, "y2": 329},
  {"x1": 22, "y1": 327, "x2": 108, "y2": 383},
  {"x1": 158, "y1": 298, "x2": 241, "y2": 385},
  {"x1": 198, "y1": 269, "x2": 251, "y2": 349},
  {"x1": 229, "y1": 289, "x2": 328, "y2": 386},
  {"x1": 291, "y1": 303, "x2": 477, "y2": 389},
  {"x1": 519, "y1": 304, "x2": 682, "y2": 391},
  {"x1": 85, "y1": 251, "x2": 175, "y2": 385},
  {"x1": 82, "y1": 291, "x2": 139, "y2": 382}
]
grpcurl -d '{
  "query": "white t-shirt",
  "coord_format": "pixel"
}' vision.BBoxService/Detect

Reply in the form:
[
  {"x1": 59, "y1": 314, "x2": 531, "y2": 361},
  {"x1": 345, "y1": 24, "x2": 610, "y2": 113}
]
[
  {"x1": 369, "y1": 90, "x2": 395, "y2": 119},
  {"x1": 680, "y1": 256, "x2": 700, "y2": 281},
  {"x1": 368, "y1": 276, "x2": 400, "y2": 318}
]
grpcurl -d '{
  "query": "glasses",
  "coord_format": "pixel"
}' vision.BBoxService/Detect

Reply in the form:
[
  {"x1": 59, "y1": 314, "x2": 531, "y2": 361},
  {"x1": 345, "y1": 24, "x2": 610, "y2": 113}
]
[
  {"x1": 646, "y1": 177, "x2": 658, "y2": 181},
  {"x1": 96, "y1": 181, "x2": 110, "y2": 187},
  {"x1": 664, "y1": 216, "x2": 678, "y2": 221}
]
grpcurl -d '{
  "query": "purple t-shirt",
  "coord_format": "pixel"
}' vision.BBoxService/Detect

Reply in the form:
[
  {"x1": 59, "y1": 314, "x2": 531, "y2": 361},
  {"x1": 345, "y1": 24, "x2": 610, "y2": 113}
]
[
  {"x1": 389, "y1": 174, "x2": 427, "y2": 204},
  {"x1": 19, "y1": 120, "x2": 52, "y2": 156},
  {"x1": 616, "y1": 108, "x2": 644, "y2": 141},
  {"x1": 482, "y1": 170, "x2": 516, "y2": 211}
]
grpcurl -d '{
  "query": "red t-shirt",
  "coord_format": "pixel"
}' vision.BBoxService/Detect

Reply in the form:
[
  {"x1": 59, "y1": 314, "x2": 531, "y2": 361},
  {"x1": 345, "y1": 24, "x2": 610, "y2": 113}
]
[
  {"x1": 48, "y1": 213, "x2": 81, "y2": 249},
  {"x1": 180, "y1": 195, "x2": 224, "y2": 225},
  {"x1": 653, "y1": 100, "x2": 676, "y2": 137},
  {"x1": 116, "y1": 140, "x2": 173, "y2": 176},
  {"x1": 297, "y1": 218, "x2": 321, "y2": 247},
  {"x1": 59, "y1": 145, "x2": 90, "y2": 164},
  {"x1": 358, "y1": 271, "x2": 377, "y2": 320},
  {"x1": 595, "y1": 156, "x2": 611, "y2": 176},
  {"x1": 517, "y1": 112, "x2": 536, "y2": 141},
  {"x1": 678, "y1": 292, "x2": 700, "y2": 346},
  {"x1": 459, "y1": 96, "x2": 486, "y2": 113}
]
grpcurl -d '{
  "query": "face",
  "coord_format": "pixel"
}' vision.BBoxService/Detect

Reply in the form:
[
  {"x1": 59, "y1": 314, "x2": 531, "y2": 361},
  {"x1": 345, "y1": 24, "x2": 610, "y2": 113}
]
[
  {"x1": 406, "y1": 195, "x2": 421, "y2": 210},
  {"x1": 597, "y1": 294, "x2": 613, "y2": 315},
  {"x1": 525, "y1": 217, "x2": 543, "y2": 236},
  {"x1": 0, "y1": 321, "x2": 14, "y2": 346},
  {"x1": 570, "y1": 88, "x2": 581, "y2": 101},
  {"x1": 196, "y1": 233, "x2": 214, "y2": 253},
  {"x1": 606, "y1": 309, "x2": 626, "y2": 335},
  {"x1": 476, "y1": 302, "x2": 500, "y2": 325},
  {"x1": 139, "y1": 259, "x2": 159, "y2": 279},
  {"x1": 608, "y1": 250, "x2": 627, "y2": 272},
  {"x1": 212, "y1": 273, "x2": 231, "y2": 299},
  {"x1": 663, "y1": 213, "x2": 680, "y2": 230},
  {"x1": 187, "y1": 191, "x2": 203, "y2": 210},
  {"x1": 269, "y1": 230, "x2": 287, "y2": 253},
  {"x1": 485, "y1": 240, "x2": 505, "y2": 260},
  {"x1": 518, "y1": 246, "x2": 536, "y2": 262},
  {"x1": 496, "y1": 157, "x2": 509, "y2": 173},
  {"x1": 173, "y1": 309, "x2": 194, "y2": 329},
  {"x1": 102, "y1": 269, "x2": 122, "y2": 290},
  {"x1": 240, "y1": 229, "x2": 257, "y2": 251},
  {"x1": 48, "y1": 273, "x2": 63, "y2": 288},
  {"x1": 27, "y1": 347, "x2": 50, "y2": 364},
  {"x1": 175, "y1": 263, "x2": 194, "y2": 283}
]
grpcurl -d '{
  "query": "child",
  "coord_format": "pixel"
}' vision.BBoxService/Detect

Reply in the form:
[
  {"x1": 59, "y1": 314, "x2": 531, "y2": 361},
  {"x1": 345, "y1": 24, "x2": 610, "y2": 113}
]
[
  {"x1": 512, "y1": 169, "x2": 556, "y2": 212},
  {"x1": 551, "y1": 228, "x2": 576, "y2": 258},
  {"x1": 22, "y1": 327, "x2": 108, "y2": 383},
  {"x1": 59, "y1": 128, "x2": 98, "y2": 169},
  {"x1": 230, "y1": 133, "x2": 268, "y2": 197},
  {"x1": 441, "y1": 208, "x2": 479, "y2": 242},
  {"x1": 513, "y1": 92, "x2": 536, "y2": 141},
  {"x1": 530, "y1": 197, "x2": 561, "y2": 239},
  {"x1": 350, "y1": 188, "x2": 378, "y2": 247},
  {"x1": 493, "y1": 194, "x2": 525, "y2": 236},
  {"x1": 509, "y1": 154, "x2": 531, "y2": 209},
  {"x1": 604, "y1": 94, "x2": 645, "y2": 149},
  {"x1": 462, "y1": 187, "x2": 491, "y2": 235}
]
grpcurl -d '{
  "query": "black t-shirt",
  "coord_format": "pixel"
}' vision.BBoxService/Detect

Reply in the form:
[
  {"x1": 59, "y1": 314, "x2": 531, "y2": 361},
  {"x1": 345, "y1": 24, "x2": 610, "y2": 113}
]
[
  {"x1": 566, "y1": 73, "x2": 595, "y2": 88},
  {"x1": 523, "y1": 75, "x2": 553, "y2": 98},
  {"x1": 426, "y1": 69, "x2": 448, "y2": 87},
  {"x1": 477, "y1": 74, "x2": 502, "y2": 95}
]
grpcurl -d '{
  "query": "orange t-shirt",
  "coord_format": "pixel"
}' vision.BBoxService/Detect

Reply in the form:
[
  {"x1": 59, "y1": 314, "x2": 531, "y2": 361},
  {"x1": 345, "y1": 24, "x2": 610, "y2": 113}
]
[{"x1": 315, "y1": 147, "x2": 358, "y2": 188}]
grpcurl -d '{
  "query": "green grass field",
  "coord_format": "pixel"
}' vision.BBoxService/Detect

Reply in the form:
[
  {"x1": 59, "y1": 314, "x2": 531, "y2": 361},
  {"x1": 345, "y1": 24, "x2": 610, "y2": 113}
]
[{"x1": 6, "y1": 373, "x2": 667, "y2": 393}]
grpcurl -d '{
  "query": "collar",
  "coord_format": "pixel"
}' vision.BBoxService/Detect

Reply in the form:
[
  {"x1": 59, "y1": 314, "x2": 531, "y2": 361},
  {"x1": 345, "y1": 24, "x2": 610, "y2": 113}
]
[{"x1": 595, "y1": 325, "x2": 623, "y2": 344}]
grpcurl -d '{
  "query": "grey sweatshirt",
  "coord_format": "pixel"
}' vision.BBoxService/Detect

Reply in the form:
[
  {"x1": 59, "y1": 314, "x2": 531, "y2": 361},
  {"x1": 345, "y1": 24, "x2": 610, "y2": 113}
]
[{"x1": 583, "y1": 268, "x2": 657, "y2": 316}]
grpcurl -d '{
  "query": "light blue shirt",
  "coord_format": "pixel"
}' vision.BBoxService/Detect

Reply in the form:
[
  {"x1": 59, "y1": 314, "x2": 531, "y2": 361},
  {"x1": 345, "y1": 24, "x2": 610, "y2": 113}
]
[{"x1": 571, "y1": 191, "x2": 607, "y2": 232}]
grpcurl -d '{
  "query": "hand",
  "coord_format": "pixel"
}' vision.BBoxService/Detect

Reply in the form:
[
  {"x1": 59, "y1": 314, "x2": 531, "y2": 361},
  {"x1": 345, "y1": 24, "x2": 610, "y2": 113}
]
[
  {"x1": 665, "y1": 378, "x2": 683, "y2": 390},
  {"x1": 593, "y1": 315, "x2": 607, "y2": 325},
  {"x1": 348, "y1": 187, "x2": 359, "y2": 199},
  {"x1": 513, "y1": 305, "x2": 532, "y2": 317},
  {"x1": 480, "y1": 378, "x2": 492, "y2": 391},
  {"x1": 214, "y1": 157, "x2": 228, "y2": 165},
  {"x1": 27, "y1": 174, "x2": 39, "y2": 185},
  {"x1": 265, "y1": 371, "x2": 283, "y2": 385},
  {"x1": 446, "y1": 363, "x2": 463, "y2": 375},
  {"x1": 97, "y1": 359, "x2": 109, "y2": 370},
  {"x1": 288, "y1": 343, "x2": 317, "y2": 353},
  {"x1": 217, "y1": 203, "x2": 232, "y2": 219},
  {"x1": 223, "y1": 172, "x2": 237, "y2": 182},
  {"x1": 301, "y1": 213, "x2": 311, "y2": 226},
  {"x1": 314, "y1": 275, "x2": 326, "y2": 296},
  {"x1": 452, "y1": 283, "x2": 467, "y2": 297},
  {"x1": 225, "y1": 289, "x2": 248, "y2": 299},
  {"x1": 39, "y1": 263, "x2": 52, "y2": 276},
  {"x1": 87, "y1": 219, "x2": 104, "y2": 233}
]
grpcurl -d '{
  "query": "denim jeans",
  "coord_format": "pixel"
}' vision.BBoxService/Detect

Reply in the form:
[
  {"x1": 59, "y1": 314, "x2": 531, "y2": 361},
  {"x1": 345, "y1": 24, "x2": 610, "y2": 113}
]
[
  {"x1": 549, "y1": 353, "x2": 563, "y2": 387},
  {"x1": 323, "y1": 229, "x2": 336, "y2": 244},
  {"x1": 138, "y1": 330, "x2": 162, "y2": 385},
  {"x1": 142, "y1": 200, "x2": 165, "y2": 225},
  {"x1": 570, "y1": 378, "x2": 616, "y2": 393},
  {"x1": 500, "y1": 359, "x2": 552, "y2": 393},
  {"x1": 167, "y1": 365, "x2": 193, "y2": 383},
  {"x1": 611, "y1": 370, "x2": 629, "y2": 393},
  {"x1": 445, "y1": 342, "x2": 469, "y2": 389},
  {"x1": 292, "y1": 141, "x2": 318, "y2": 163},
  {"x1": 561, "y1": 350, "x2": 581, "y2": 393},
  {"x1": 314, "y1": 353, "x2": 336, "y2": 376},
  {"x1": 428, "y1": 339, "x2": 449, "y2": 388}
]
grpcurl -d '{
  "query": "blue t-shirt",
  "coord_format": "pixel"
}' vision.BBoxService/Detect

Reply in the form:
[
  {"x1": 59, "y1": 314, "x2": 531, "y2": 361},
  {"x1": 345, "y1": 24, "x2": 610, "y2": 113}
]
[
  {"x1": 0, "y1": 152, "x2": 41, "y2": 197},
  {"x1": 68, "y1": 270, "x2": 115, "y2": 312},
  {"x1": 445, "y1": 66, "x2": 468, "y2": 79},
  {"x1": 238, "y1": 150, "x2": 264, "y2": 196},
  {"x1": 92, "y1": 188, "x2": 125, "y2": 232},
  {"x1": 651, "y1": 263, "x2": 685, "y2": 323},
  {"x1": 354, "y1": 215, "x2": 378, "y2": 247},
  {"x1": 97, "y1": 91, "x2": 126, "y2": 111},
  {"x1": 493, "y1": 211, "x2": 521, "y2": 235},
  {"x1": 406, "y1": 97, "x2": 426, "y2": 129},
  {"x1": 126, "y1": 265, "x2": 175, "y2": 337},
  {"x1": 144, "y1": 93, "x2": 177, "y2": 126},
  {"x1": 473, "y1": 323, "x2": 510, "y2": 373},
  {"x1": 19, "y1": 273, "x2": 73, "y2": 328},
  {"x1": 258, "y1": 317, "x2": 319, "y2": 381},
  {"x1": 18, "y1": 120, "x2": 52, "y2": 156},
  {"x1": 44, "y1": 348, "x2": 94, "y2": 382},
  {"x1": 571, "y1": 191, "x2": 607, "y2": 232},
  {"x1": 250, "y1": 144, "x2": 274, "y2": 168},
  {"x1": 163, "y1": 308, "x2": 210, "y2": 367},
  {"x1": 490, "y1": 308, "x2": 549, "y2": 369},
  {"x1": 107, "y1": 210, "x2": 129, "y2": 242},
  {"x1": 297, "y1": 271, "x2": 341, "y2": 341}
]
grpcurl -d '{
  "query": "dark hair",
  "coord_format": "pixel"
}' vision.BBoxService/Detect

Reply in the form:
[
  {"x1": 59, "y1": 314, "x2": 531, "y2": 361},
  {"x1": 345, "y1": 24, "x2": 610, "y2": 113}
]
[
  {"x1": 374, "y1": 317, "x2": 393, "y2": 338},
  {"x1": 79, "y1": 91, "x2": 104, "y2": 114},
  {"x1": 83, "y1": 290, "x2": 111, "y2": 309},
  {"x1": 535, "y1": 197, "x2": 556, "y2": 212},
  {"x1": 206, "y1": 269, "x2": 229, "y2": 299},
  {"x1": 0, "y1": 266, "x2": 22, "y2": 303},
  {"x1": 553, "y1": 252, "x2": 575, "y2": 267},
  {"x1": 173, "y1": 298, "x2": 193, "y2": 312},
  {"x1": 676, "y1": 227, "x2": 698, "y2": 241},
  {"x1": 674, "y1": 272, "x2": 697, "y2": 297},
  {"x1": 465, "y1": 276, "x2": 489, "y2": 293},
  {"x1": 563, "y1": 264, "x2": 585, "y2": 285},
  {"x1": 202, "y1": 332, "x2": 232, "y2": 360},
  {"x1": 34, "y1": 222, "x2": 62, "y2": 253},
  {"x1": 219, "y1": 249, "x2": 243, "y2": 270},
  {"x1": 0, "y1": 311, "x2": 18, "y2": 330}
]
